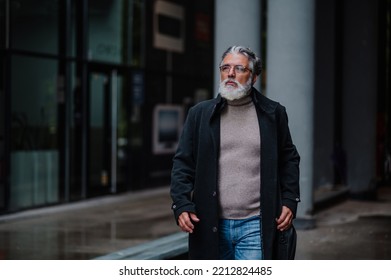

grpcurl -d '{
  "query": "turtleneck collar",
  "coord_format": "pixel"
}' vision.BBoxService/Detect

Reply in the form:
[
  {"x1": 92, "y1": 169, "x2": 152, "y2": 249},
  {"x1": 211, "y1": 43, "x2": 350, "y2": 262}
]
[{"x1": 226, "y1": 94, "x2": 252, "y2": 106}]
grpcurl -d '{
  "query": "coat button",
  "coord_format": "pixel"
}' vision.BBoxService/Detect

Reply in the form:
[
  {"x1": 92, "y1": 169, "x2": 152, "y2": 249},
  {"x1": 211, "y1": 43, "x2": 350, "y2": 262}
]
[
  {"x1": 295, "y1": 198, "x2": 300, "y2": 202},
  {"x1": 212, "y1": 191, "x2": 217, "y2": 197},
  {"x1": 172, "y1": 204, "x2": 177, "y2": 209},
  {"x1": 212, "y1": 227, "x2": 218, "y2": 233}
]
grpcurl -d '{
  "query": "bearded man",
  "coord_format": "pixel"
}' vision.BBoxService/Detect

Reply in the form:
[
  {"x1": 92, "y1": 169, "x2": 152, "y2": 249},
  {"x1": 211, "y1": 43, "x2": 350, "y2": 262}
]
[{"x1": 170, "y1": 46, "x2": 300, "y2": 260}]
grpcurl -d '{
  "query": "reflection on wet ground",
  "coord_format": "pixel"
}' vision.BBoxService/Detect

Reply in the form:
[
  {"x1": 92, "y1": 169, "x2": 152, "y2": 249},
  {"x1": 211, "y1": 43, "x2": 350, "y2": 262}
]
[
  {"x1": 297, "y1": 215, "x2": 391, "y2": 259},
  {"x1": 0, "y1": 188, "x2": 178, "y2": 259},
  {"x1": 296, "y1": 187, "x2": 391, "y2": 259},
  {"x1": 0, "y1": 186, "x2": 390, "y2": 260}
]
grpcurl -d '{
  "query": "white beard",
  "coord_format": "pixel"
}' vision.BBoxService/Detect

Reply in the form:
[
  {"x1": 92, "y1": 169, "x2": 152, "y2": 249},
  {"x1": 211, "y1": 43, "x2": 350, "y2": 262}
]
[{"x1": 219, "y1": 77, "x2": 252, "y2": 101}]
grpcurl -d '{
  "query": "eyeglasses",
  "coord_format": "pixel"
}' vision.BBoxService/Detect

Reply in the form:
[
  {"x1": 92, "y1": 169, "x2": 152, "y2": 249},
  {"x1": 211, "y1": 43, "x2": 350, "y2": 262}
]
[{"x1": 219, "y1": 64, "x2": 252, "y2": 74}]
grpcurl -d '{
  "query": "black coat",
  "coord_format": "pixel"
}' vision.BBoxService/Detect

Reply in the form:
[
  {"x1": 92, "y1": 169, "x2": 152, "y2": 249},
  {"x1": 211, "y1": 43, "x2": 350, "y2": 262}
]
[{"x1": 170, "y1": 88, "x2": 300, "y2": 259}]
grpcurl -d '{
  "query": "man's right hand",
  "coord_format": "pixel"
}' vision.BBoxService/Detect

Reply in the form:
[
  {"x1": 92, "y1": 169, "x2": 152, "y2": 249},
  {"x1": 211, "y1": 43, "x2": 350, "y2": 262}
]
[{"x1": 178, "y1": 212, "x2": 200, "y2": 233}]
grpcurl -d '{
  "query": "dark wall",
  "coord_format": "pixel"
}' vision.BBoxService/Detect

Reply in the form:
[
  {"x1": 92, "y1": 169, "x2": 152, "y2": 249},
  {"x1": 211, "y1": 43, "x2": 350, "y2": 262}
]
[{"x1": 142, "y1": 0, "x2": 214, "y2": 187}]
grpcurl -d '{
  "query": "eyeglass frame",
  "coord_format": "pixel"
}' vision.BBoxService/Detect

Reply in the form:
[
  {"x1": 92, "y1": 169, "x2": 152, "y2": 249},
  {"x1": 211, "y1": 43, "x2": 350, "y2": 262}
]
[{"x1": 219, "y1": 64, "x2": 253, "y2": 74}]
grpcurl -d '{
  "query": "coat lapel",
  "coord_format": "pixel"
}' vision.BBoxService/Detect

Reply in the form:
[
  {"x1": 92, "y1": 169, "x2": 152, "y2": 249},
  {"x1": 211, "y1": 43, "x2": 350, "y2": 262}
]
[
  {"x1": 252, "y1": 89, "x2": 279, "y2": 260},
  {"x1": 208, "y1": 95, "x2": 225, "y2": 161}
]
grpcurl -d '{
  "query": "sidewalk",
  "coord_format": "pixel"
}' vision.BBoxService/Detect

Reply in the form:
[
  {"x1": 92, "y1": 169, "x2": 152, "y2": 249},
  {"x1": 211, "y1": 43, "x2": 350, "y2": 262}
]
[
  {"x1": 296, "y1": 186, "x2": 391, "y2": 259},
  {"x1": 0, "y1": 187, "x2": 178, "y2": 260},
  {"x1": 0, "y1": 186, "x2": 390, "y2": 260}
]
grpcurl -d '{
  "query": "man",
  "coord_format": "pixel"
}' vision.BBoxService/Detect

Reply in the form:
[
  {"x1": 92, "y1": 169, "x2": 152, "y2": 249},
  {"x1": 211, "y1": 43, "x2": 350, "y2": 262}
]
[{"x1": 170, "y1": 46, "x2": 300, "y2": 260}]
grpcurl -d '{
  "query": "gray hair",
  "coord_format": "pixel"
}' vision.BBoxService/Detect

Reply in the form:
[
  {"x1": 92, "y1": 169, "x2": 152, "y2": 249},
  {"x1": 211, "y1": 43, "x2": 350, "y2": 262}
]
[{"x1": 220, "y1": 46, "x2": 262, "y2": 76}]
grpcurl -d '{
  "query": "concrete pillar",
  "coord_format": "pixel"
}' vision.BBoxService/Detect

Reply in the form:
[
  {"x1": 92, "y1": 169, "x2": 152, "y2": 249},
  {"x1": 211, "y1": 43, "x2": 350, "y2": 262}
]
[
  {"x1": 266, "y1": 0, "x2": 316, "y2": 227},
  {"x1": 214, "y1": 0, "x2": 261, "y2": 95},
  {"x1": 342, "y1": 0, "x2": 378, "y2": 197},
  {"x1": 312, "y1": 0, "x2": 337, "y2": 191}
]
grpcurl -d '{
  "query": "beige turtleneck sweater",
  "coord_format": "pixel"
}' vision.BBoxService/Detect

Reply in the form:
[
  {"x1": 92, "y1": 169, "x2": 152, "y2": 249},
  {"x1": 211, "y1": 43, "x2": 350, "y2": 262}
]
[{"x1": 218, "y1": 95, "x2": 261, "y2": 219}]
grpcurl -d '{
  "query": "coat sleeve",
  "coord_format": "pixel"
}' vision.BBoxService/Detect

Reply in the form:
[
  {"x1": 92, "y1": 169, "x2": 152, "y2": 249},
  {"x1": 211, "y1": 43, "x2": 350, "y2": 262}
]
[
  {"x1": 170, "y1": 107, "x2": 197, "y2": 223},
  {"x1": 277, "y1": 105, "x2": 301, "y2": 217}
]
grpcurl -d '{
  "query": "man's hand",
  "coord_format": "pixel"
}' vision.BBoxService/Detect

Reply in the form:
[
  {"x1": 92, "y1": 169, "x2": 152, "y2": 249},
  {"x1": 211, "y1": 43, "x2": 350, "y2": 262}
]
[
  {"x1": 178, "y1": 212, "x2": 200, "y2": 233},
  {"x1": 276, "y1": 206, "x2": 293, "y2": 231}
]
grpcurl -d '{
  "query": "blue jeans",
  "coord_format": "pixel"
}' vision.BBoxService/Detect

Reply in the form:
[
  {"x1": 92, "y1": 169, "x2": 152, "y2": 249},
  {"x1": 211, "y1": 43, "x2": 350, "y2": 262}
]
[{"x1": 218, "y1": 215, "x2": 263, "y2": 260}]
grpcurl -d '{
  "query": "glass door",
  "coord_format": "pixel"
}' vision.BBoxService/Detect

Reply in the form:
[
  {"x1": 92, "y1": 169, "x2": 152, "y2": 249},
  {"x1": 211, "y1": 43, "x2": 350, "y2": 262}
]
[
  {"x1": 0, "y1": 54, "x2": 5, "y2": 210},
  {"x1": 88, "y1": 68, "x2": 129, "y2": 197},
  {"x1": 9, "y1": 56, "x2": 60, "y2": 210}
]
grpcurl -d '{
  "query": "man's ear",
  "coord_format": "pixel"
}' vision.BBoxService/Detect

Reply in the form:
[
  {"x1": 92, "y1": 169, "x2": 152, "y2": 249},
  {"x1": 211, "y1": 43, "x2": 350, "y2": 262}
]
[{"x1": 252, "y1": 74, "x2": 258, "y2": 85}]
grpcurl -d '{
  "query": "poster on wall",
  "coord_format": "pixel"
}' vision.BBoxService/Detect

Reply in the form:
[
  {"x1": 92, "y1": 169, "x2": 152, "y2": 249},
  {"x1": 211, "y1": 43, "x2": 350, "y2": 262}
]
[
  {"x1": 152, "y1": 104, "x2": 184, "y2": 154},
  {"x1": 153, "y1": 0, "x2": 185, "y2": 53}
]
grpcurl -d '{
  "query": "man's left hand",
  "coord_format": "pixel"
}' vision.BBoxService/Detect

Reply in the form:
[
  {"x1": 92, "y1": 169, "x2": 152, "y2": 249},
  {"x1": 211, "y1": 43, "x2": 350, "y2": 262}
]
[{"x1": 276, "y1": 206, "x2": 293, "y2": 231}]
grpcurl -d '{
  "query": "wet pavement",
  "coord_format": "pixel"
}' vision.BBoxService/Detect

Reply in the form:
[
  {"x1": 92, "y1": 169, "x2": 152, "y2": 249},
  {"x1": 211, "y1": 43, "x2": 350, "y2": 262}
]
[
  {"x1": 296, "y1": 186, "x2": 391, "y2": 259},
  {"x1": 0, "y1": 187, "x2": 179, "y2": 259},
  {"x1": 0, "y1": 186, "x2": 390, "y2": 260}
]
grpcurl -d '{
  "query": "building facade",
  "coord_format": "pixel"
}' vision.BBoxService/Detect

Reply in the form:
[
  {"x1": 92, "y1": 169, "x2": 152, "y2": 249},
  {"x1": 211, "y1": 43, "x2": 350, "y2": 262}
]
[
  {"x1": 1, "y1": 0, "x2": 390, "y2": 226},
  {"x1": 0, "y1": 0, "x2": 214, "y2": 213}
]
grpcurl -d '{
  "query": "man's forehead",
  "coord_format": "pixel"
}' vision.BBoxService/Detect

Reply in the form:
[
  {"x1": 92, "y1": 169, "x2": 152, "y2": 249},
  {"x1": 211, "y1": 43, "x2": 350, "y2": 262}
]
[{"x1": 222, "y1": 53, "x2": 249, "y2": 64}]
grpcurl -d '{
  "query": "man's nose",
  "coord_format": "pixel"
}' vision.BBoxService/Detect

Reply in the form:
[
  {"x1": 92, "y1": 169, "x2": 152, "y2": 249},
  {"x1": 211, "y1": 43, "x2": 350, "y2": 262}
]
[{"x1": 228, "y1": 67, "x2": 236, "y2": 77}]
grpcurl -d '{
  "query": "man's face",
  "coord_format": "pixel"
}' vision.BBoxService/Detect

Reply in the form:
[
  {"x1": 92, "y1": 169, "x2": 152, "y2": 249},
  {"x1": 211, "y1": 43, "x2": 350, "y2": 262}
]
[
  {"x1": 220, "y1": 53, "x2": 255, "y2": 87},
  {"x1": 219, "y1": 53, "x2": 257, "y2": 100}
]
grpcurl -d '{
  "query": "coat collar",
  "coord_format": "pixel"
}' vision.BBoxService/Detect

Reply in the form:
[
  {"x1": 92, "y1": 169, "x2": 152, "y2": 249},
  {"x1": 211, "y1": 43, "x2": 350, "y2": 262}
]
[{"x1": 250, "y1": 87, "x2": 278, "y2": 114}]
